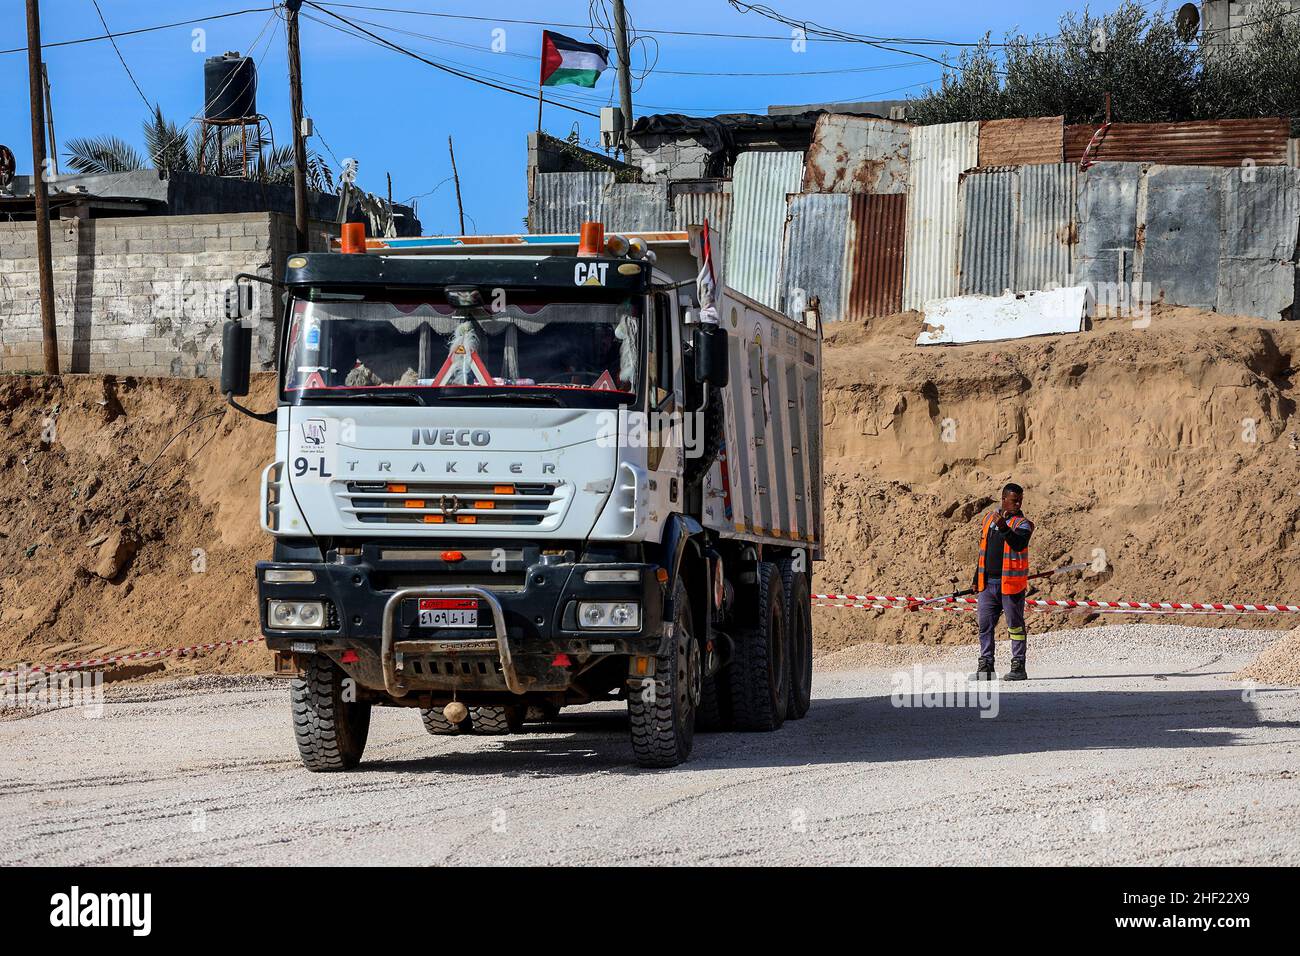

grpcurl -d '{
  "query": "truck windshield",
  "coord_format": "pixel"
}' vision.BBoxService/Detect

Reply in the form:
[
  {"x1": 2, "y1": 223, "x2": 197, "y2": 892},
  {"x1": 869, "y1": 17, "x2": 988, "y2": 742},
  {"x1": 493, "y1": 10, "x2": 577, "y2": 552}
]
[{"x1": 282, "y1": 292, "x2": 641, "y2": 405}]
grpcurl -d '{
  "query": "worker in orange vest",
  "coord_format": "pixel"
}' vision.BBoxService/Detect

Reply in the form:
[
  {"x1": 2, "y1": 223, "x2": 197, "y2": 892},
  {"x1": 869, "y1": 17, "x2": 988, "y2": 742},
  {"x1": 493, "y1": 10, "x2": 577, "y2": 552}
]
[{"x1": 973, "y1": 483, "x2": 1034, "y2": 681}]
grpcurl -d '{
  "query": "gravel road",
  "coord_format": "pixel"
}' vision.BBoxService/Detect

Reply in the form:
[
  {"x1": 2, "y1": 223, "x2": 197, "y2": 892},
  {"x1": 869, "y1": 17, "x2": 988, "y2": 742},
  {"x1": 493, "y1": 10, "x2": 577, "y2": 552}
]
[{"x1": 3, "y1": 624, "x2": 1298, "y2": 866}]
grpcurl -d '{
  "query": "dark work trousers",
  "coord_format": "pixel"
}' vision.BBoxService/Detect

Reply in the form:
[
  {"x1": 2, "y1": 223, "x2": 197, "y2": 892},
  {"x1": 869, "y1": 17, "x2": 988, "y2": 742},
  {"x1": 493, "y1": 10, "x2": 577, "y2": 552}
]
[{"x1": 977, "y1": 579, "x2": 1027, "y2": 663}]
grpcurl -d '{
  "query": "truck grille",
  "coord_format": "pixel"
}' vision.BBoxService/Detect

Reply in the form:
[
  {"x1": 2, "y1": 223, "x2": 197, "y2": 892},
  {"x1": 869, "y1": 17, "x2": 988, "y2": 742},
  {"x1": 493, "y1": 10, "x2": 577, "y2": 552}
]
[{"x1": 337, "y1": 480, "x2": 570, "y2": 529}]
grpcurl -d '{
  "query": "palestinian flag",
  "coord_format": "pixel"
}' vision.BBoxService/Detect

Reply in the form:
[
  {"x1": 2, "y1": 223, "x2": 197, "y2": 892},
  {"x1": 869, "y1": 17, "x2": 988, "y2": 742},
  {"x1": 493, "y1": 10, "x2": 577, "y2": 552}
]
[{"x1": 540, "y1": 31, "x2": 609, "y2": 88}]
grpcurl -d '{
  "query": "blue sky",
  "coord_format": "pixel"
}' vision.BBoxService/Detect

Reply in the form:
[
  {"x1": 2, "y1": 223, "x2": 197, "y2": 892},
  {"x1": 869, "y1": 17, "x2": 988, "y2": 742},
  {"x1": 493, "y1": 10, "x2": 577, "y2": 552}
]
[{"x1": 1, "y1": 0, "x2": 1138, "y2": 233}]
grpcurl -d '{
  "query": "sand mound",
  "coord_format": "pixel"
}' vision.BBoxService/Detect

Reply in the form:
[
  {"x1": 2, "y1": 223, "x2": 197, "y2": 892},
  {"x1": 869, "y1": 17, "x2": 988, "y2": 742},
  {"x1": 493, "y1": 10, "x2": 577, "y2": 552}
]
[
  {"x1": 0, "y1": 372, "x2": 275, "y2": 675},
  {"x1": 1235, "y1": 630, "x2": 1300, "y2": 686},
  {"x1": 812, "y1": 305, "x2": 1300, "y2": 655}
]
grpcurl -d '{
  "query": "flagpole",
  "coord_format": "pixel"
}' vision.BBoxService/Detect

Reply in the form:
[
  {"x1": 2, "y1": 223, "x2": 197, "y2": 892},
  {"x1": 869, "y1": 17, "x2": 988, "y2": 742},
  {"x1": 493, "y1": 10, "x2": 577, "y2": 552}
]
[{"x1": 537, "y1": 30, "x2": 545, "y2": 133}]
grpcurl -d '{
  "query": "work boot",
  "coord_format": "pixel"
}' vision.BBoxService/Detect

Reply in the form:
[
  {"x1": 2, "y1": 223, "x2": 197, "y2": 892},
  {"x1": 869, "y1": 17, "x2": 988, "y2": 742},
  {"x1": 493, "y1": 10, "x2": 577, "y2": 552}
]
[
  {"x1": 973, "y1": 656, "x2": 996, "y2": 680},
  {"x1": 1003, "y1": 660, "x2": 1028, "y2": 681}
]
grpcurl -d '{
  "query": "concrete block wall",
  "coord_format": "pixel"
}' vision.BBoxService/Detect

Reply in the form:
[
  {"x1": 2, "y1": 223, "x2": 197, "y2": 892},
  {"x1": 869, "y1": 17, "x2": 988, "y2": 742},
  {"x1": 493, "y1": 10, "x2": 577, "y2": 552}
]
[
  {"x1": 627, "y1": 133, "x2": 714, "y2": 181},
  {"x1": 0, "y1": 212, "x2": 337, "y2": 377}
]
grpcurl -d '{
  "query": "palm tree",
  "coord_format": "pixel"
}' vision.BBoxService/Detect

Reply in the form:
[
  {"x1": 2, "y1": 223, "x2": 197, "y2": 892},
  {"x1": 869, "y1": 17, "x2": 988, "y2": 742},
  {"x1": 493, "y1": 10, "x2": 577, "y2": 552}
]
[{"x1": 65, "y1": 107, "x2": 334, "y2": 191}]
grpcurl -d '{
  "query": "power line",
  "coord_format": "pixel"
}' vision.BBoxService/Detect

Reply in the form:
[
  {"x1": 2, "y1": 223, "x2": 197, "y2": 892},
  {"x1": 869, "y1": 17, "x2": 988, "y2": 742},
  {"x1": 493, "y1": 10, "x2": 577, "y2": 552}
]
[
  {"x1": 0, "y1": 8, "x2": 275, "y2": 56},
  {"x1": 314, "y1": 0, "x2": 1027, "y2": 48},
  {"x1": 302, "y1": 9, "x2": 806, "y2": 111},
  {"x1": 300, "y1": 1, "x2": 601, "y2": 117},
  {"x1": 90, "y1": 0, "x2": 154, "y2": 112}
]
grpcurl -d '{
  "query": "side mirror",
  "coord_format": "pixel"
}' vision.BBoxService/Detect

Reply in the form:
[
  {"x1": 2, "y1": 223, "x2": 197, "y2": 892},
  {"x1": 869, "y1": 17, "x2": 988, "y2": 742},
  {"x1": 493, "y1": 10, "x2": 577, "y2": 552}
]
[
  {"x1": 221, "y1": 320, "x2": 252, "y2": 397},
  {"x1": 693, "y1": 325, "x2": 729, "y2": 389}
]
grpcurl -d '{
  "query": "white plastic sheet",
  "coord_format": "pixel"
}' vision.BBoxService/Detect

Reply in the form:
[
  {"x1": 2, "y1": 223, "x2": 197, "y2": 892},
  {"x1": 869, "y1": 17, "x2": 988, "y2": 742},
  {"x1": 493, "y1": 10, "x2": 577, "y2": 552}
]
[{"x1": 917, "y1": 286, "x2": 1087, "y2": 345}]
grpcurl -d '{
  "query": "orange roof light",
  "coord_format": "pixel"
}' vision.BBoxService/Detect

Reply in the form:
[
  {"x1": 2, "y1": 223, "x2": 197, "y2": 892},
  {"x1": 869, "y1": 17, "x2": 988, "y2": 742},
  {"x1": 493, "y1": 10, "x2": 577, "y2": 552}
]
[
  {"x1": 422, "y1": 515, "x2": 445, "y2": 524},
  {"x1": 455, "y1": 515, "x2": 477, "y2": 524},
  {"x1": 341, "y1": 222, "x2": 367, "y2": 254},
  {"x1": 493, "y1": 485, "x2": 515, "y2": 495},
  {"x1": 403, "y1": 500, "x2": 425, "y2": 509},
  {"x1": 386, "y1": 483, "x2": 408, "y2": 493},
  {"x1": 440, "y1": 550, "x2": 464, "y2": 562},
  {"x1": 577, "y1": 221, "x2": 604, "y2": 257},
  {"x1": 473, "y1": 500, "x2": 494, "y2": 510}
]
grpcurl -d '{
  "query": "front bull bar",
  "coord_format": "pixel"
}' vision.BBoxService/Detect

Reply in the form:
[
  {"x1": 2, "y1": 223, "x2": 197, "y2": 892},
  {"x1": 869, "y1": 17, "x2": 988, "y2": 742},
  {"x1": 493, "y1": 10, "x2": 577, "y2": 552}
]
[{"x1": 380, "y1": 586, "x2": 525, "y2": 697}]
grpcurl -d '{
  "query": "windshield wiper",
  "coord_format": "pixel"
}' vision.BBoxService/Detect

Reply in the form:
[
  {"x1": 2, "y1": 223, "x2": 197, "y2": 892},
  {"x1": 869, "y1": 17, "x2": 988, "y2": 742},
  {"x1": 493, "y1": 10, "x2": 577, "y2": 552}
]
[
  {"x1": 433, "y1": 390, "x2": 566, "y2": 406},
  {"x1": 297, "y1": 390, "x2": 428, "y2": 406}
]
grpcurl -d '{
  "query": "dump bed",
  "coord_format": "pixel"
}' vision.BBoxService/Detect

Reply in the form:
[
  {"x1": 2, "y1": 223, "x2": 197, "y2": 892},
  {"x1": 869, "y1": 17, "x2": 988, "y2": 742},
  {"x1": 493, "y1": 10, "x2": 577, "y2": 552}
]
[{"x1": 703, "y1": 286, "x2": 822, "y2": 559}]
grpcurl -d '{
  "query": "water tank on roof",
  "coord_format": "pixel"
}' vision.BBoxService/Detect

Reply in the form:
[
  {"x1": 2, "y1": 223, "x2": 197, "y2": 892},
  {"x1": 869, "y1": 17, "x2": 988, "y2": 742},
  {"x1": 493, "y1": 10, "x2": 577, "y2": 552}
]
[{"x1": 204, "y1": 52, "x2": 257, "y2": 121}]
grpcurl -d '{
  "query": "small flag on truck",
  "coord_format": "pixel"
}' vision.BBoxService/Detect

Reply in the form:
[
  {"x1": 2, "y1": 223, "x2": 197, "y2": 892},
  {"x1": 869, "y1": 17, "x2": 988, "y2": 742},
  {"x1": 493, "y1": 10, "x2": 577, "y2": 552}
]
[{"x1": 540, "y1": 30, "x2": 609, "y2": 88}]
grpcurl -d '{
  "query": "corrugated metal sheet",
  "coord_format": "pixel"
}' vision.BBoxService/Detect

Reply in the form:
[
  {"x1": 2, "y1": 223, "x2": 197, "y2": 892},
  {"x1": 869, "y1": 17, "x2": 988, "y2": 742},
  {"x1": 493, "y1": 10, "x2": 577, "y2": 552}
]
[
  {"x1": 1017, "y1": 163, "x2": 1077, "y2": 291},
  {"x1": 1218, "y1": 165, "x2": 1300, "y2": 319},
  {"x1": 673, "y1": 187, "x2": 732, "y2": 278},
  {"x1": 602, "y1": 182, "x2": 673, "y2": 231},
  {"x1": 979, "y1": 116, "x2": 1064, "y2": 166},
  {"x1": 903, "y1": 121, "x2": 979, "y2": 311},
  {"x1": 1220, "y1": 165, "x2": 1300, "y2": 260},
  {"x1": 803, "y1": 114, "x2": 910, "y2": 195},
  {"x1": 530, "y1": 171, "x2": 612, "y2": 233},
  {"x1": 782, "y1": 193, "x2": 852, "y2": 323},
  {"x1": 1138, "y1": 165, "x2": 1222, "y2": 310},
  {"x1": 1065, "y1": 118, "x2": 1290, "y2": 167},
  {"x1": 959, "y1": 167, "x2": 1016, "y2": 295},
  {"x1": 848, "y1": 192, "x2": 906, "y2": 318},
  {"x1": 1075, "y1": 162, "x2": 1141, "y2": 296},
  {"x1": 726, "y1": 151, "x2": 803, "y2": 309}
]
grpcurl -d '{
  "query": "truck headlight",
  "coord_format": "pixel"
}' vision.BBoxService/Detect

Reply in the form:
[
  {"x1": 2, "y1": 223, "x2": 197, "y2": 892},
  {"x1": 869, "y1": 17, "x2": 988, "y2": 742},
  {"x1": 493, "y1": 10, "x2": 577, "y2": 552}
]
[
  {"x1": 578, "y1": 601, "x2": 640, "y2": 630},
  {"x1": 269, "y1": 600, "x2": 326, "y2": 629}
]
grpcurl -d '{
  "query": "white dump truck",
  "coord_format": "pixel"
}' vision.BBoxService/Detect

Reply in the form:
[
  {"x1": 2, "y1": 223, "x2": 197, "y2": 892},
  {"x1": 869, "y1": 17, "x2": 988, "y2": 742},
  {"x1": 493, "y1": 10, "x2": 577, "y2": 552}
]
[{"x1": 221, "y1": 219, "x2": 822, "y2": 769}]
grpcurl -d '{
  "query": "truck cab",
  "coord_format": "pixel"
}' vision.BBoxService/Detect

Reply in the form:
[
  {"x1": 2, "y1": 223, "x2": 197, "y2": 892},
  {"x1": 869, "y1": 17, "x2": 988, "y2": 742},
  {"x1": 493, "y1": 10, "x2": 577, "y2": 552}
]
[{"x1": 222, "y1": 221, "x2": 821, "y2": 769}]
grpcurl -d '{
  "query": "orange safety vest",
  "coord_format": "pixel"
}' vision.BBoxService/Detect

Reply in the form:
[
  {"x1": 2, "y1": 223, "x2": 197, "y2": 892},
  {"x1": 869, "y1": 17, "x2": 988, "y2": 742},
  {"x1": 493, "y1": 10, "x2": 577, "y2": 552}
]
[{"x1": 977, "y1": 511, "x2": 1032, "y2": 594}]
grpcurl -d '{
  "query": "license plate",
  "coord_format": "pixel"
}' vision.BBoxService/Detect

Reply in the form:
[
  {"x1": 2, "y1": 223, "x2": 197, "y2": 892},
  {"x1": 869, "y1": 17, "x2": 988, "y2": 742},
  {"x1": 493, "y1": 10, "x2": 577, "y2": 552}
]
[{"x1": 417, "y1": 598, "x2": 479, "y2": 628}]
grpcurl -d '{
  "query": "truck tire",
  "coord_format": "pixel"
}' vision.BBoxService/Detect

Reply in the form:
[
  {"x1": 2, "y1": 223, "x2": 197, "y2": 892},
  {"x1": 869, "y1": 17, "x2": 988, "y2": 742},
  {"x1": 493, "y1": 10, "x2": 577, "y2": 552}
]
[
  {"x1": 470, "y1": 705, "x2": 524, "y2": 734},
  {"x1": 420, "y1": 707, "x2": 470, "y2": 735},
  {"x1": 779, "y1": 559, "x2": 813, "y2": 720},
  {"x1": 696, "y1": 667, "x2": 728, "y2": 732},
  {"x1": 628, "y1": 577, "x2": 699, "y2": 767},
  {"x1": 729, "y1": 561, "x2": 789, "y2": 731},
  {"x1": 291, "y1": 656, "x2": 371, "y2": 772}
]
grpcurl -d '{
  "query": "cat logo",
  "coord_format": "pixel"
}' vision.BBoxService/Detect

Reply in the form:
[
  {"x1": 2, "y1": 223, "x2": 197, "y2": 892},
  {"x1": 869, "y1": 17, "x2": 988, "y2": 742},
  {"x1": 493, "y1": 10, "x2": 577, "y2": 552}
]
[{"x1": 574, "y1": 261, "x2": 609, "y2": 287}]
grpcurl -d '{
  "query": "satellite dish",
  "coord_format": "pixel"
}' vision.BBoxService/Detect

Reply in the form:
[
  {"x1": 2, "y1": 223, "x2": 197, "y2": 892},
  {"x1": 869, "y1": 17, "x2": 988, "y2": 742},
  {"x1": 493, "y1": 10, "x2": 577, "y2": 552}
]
[
  {"x1": 0, "y1": 144, "x2": 14, "y2": 191},
  {"x1": 1176, "y1": 2, "x2": 1200, "y2": 42}
]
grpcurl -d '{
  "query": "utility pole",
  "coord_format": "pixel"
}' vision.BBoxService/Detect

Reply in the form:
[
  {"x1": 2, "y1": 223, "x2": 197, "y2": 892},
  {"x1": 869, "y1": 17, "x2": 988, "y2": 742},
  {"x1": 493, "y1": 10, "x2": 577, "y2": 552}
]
[
  {"x1": 41, "y1": 63, "x2": 58, "y2": 176},
  {"x1": 25, "y1": 0, "x2": 59, "y2": 375},
  {"x1": 286, "y1": 0, "x2": 309, "y2": 252},
  {"x1": 611, "y1": 0, "x2": 634, "y2": 150},
  {"x1": 448, "y1": 136, "x2": 465, "y2": 235}
]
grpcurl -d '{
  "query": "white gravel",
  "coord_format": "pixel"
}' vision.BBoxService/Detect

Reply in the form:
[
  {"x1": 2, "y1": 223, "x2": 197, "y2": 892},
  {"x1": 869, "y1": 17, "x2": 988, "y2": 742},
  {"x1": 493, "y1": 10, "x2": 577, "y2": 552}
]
[{"x1": 1, "y1": 624, "x2": 1297, "y2": 866}]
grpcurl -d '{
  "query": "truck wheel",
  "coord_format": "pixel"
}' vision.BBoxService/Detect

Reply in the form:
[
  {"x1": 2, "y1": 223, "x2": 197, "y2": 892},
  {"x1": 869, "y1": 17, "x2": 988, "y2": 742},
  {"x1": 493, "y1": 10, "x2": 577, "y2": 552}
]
[
  {"x1": 696, "y1": 668, "x2": 728, "y2": 731},
  {"x1": 628, "y1": 578, "x2": 698, "y2": 767},
  {"x1": 470, "y1": 705, "x2": 524, "y2": 735},
  {"x1": 420, "y1": 707, "x2": 470, "y2": 735},
  {"x1": 779, "y1": 559, "x2": 813, "y2": 720},
  {"x1": 729, "y1": 561, "x2": 789, "y2": 731},
  {"x1": 291, "y1": 656, "x2": 371, "y2": 772}
]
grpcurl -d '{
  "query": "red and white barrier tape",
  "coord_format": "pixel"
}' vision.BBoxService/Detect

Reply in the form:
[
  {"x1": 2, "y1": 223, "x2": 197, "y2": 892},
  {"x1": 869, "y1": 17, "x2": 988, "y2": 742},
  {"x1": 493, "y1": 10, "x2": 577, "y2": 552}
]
[
  {"x1": 812, "y1": 594, "x2": 1300, "y2": 614},
  {"x1": 0, "y1": 638, "x2": 263, "y2": 680},
  {"x1": 8, "y1": 588, "x2": 1293, "y2": 678}
]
